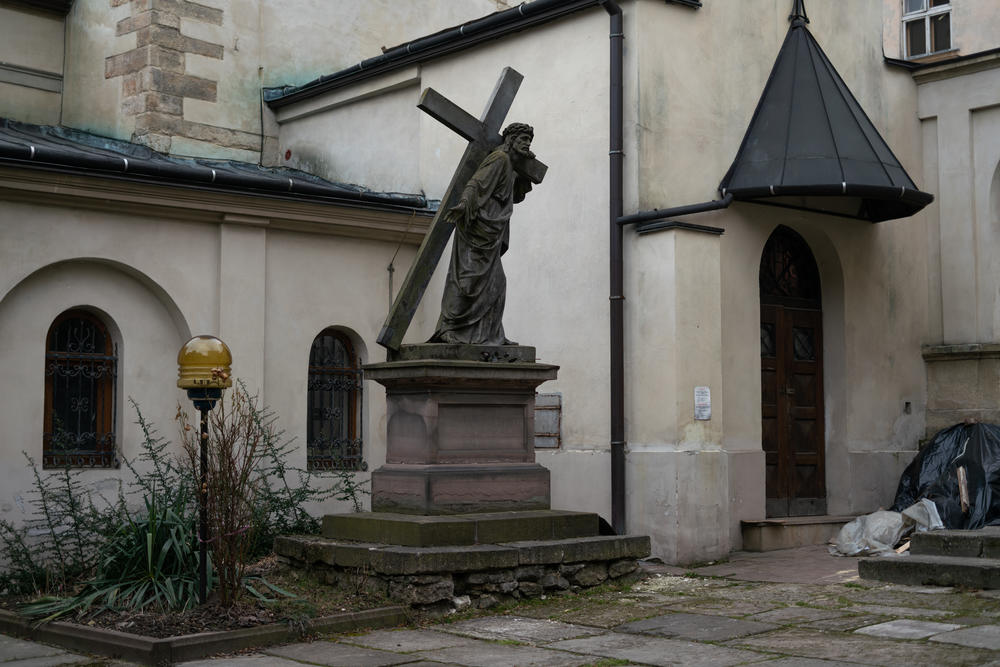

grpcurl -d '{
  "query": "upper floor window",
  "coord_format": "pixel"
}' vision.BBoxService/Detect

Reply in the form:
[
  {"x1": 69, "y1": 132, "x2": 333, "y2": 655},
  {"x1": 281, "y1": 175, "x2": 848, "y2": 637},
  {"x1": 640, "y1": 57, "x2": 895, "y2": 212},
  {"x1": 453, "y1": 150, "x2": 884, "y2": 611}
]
[
  {"x1": 307, "y1": 329, "x2": 364, "y2": 471},
  {"x1": 904, "y1": 0, "x2": 951, "y2": 59},
  {"x1": 44, "y1": 309, "x2": 118, "y2": 468}
]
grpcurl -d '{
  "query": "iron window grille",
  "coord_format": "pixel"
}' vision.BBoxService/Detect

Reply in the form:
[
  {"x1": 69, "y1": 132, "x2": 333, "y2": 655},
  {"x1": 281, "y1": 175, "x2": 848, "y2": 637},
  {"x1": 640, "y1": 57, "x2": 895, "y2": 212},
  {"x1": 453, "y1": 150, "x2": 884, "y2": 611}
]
[
  {"x1": 307, "y1": 329, "x2": 364, "y2": 471},
  {"x1": 903, "y1": 0, "x2": 951, "y2": 59},
  {"x1": 43, "y1": 310, "x2": 118, "y2": 468}
]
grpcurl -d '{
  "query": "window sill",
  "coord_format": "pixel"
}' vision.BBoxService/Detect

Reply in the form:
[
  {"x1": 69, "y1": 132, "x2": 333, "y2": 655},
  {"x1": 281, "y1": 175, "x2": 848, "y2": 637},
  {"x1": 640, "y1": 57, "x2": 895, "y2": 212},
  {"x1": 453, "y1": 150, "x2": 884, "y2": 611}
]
[{"x1": 904, "y1": 47, "x2": 959, "y2": 63}]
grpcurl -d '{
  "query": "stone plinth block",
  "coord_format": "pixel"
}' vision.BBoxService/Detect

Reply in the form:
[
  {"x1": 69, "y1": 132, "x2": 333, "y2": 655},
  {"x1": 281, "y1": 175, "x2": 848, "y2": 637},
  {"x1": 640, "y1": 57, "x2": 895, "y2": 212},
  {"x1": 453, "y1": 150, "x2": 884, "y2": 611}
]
[
  {"x1": 371, "y1": 463, "x2": 550, "y2": 515},
  {"x1": 365, "y1": 349, "x2": 558, "y2": 514}
]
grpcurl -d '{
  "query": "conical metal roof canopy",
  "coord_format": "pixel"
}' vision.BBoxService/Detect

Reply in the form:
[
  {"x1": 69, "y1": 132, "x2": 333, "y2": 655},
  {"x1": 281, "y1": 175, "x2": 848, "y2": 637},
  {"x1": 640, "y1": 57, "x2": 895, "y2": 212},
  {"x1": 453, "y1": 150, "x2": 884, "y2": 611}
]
[{"x1": 718, "y1": 1, "x2": 933, "y2": 222}]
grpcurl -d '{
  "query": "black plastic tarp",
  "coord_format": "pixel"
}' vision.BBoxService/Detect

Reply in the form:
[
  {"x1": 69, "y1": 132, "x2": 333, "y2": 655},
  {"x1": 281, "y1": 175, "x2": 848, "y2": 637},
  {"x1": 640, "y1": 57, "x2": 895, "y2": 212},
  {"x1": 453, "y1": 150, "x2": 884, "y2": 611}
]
[{"x1": 891, "y1": 423, "x2": 1000, "y2": 529}]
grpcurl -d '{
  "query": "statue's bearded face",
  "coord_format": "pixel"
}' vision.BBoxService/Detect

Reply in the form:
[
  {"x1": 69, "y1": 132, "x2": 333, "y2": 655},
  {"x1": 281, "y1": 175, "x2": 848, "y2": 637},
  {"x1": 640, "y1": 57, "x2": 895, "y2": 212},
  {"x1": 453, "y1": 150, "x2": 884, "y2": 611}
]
[{"x1": 510, "y1": 133, "x2": 532, "y2": 157}]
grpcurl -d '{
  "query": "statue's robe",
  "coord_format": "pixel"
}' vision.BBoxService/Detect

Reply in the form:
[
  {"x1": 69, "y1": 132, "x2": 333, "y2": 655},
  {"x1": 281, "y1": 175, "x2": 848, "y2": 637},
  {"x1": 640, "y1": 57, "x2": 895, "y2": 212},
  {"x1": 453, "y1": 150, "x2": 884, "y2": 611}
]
[{"x1": 430, "y1": 147, "x2": 532, "y2": 345}]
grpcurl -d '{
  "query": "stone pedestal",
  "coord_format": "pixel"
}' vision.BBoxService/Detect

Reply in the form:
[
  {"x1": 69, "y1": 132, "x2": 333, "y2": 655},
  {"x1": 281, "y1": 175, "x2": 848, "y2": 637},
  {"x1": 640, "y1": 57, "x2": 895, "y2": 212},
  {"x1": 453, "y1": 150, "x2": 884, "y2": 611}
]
[{"x1": 365, "y1": 344, "x2": 558, "y2": 514}]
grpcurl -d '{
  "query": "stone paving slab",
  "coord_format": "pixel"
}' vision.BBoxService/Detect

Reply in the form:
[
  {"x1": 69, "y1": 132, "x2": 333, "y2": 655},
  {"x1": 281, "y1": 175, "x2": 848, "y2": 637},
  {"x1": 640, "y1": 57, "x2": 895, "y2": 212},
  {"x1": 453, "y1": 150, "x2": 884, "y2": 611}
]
[
  {"x1": 930, "y1": 624, "x2": 1000, "y2": 650},
  {"x1": 3, "y1": 655, "x2": 94, "y2": 667},
  {"x1": 436, "y1": 616, "x2": 603, "y2": 643},
  {"x1": 615, "y1": 612, "x2": 778, "y2": 641},
  {"x1": 853, "y1": 619, "x2": 964, "y2": 639},
  {"x1": 848, "y1": 603, "x2": 955, "y2": 618},
  {"x1": 0, "y1": 635, "x2": 75, "y2": 662},
  {"x1": 749, "y1": 606, "x2": 848, "y2": 624},
  {"x1": 343, "y1": 628, "x2": 483, "y2": 652},
  {"x1": 548, "y1": 631, "x2": 770, "y2": 667},
  {"x1": 728, "y1": 627, "x2": 996, "y2": 666},
  {"x1": 798, "y1": 614, "x2": 894, "y2": 633},
  {"x1": 264, "y1": 641, "x2": 416, "y2": 666},
  {"x1": 411, "y1": 642, "x2": 590, "y2": 667},
  {"x1": 762, "y1": 660, "x2": 868, "y2": 667},
  {"x1": 667, "y1": 598, "x2": 782, "y2": 616},
  {"x1": 693, "y1": 545, "x2": 860, "y2": 584},
  {"x1": 514, "y1": 596, "x2": 685, "y2": 628},
  {"x1": 180, "y1": 655, "x2": 309, "y2": 667}
]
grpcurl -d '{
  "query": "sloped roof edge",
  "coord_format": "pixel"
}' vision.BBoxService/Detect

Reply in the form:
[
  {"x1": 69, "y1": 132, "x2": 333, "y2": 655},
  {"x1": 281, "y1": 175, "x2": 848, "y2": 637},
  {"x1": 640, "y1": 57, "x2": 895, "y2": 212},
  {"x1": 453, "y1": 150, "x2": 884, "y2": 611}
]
[{"x1": 0, "y1": 119, "x2": 436, "y2": 213}]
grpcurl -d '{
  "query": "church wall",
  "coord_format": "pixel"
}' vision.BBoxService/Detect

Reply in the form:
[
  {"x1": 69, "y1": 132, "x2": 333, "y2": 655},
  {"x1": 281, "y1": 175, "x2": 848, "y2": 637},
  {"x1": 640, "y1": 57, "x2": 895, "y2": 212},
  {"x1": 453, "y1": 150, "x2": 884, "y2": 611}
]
[
  {"x1": 62, "y1": 0, "x2": 135, "y2": 141},
  {"x1": 633, "y1": 0, "x2": 930, "y2": 552},
  {"x1": 257, "y1": 0, "x2": 506, "y2": 92},
  {"x1": 278, "y1": 82, "x2": 423, "y2": 195},
  {"x1": 269, "y1": 0, "x2": 934, "y2": 562},
  {"x1": 0, "y1": 4, "x2": 65, "y2": 125},
  {"x1": 0, "y1": 258, "x2": 190, "y2": 527},
  {"x1": 0, "y1": 195, "x2": 419, "y2": 529},
  {"x1": 916, "y1": 62, "x2": 1000, "y2": 433}
]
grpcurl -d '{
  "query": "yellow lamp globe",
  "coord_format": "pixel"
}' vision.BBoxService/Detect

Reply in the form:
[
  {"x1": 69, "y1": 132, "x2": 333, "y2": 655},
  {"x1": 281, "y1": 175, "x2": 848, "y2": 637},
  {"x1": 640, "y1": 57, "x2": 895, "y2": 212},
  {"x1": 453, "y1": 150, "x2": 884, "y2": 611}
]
[{"x1": 177, "y1": 335, "x2": 233, "y2": 390}]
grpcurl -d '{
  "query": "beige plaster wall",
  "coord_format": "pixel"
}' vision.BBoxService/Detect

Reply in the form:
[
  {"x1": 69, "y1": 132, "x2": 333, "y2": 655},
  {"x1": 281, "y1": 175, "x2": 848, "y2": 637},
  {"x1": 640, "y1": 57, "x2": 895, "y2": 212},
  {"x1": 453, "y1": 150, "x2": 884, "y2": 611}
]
[
  {"x1": 0, "y1": 197, "x2": 413, "y2": 528},
  {"x1": 0, "y1": 260, "x2": 189, "y2": 525},
  {"x1": 0, "y1": 4, "x2": 65, "y2": 124},
  {"x1": 0, "y1": 4, "x2": 64, "y2": 72},
  {"x1": 62, "y1": 0, "x2": 135, "y2": 140},
  {"x1": 916, "y1": 59, "x2": 1000, "y2": 431},
  {"x1": 258, "y1": 0, "x2": 506, "y2": 90}
]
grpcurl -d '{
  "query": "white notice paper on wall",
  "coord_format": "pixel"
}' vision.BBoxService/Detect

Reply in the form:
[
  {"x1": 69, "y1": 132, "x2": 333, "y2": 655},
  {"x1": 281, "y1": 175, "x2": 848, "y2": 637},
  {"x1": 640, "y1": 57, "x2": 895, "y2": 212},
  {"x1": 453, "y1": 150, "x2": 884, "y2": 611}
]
[{"x1": 694, "y1": 386, "x2": 711, "y2": 420}]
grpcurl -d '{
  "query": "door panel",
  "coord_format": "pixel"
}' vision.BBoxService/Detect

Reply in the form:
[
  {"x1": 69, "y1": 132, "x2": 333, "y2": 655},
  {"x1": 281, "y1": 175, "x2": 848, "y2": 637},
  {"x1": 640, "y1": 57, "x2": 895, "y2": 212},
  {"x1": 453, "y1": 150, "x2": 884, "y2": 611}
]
[{"x1": 761, "y1": 304, "x2": 825, "y2": 517}]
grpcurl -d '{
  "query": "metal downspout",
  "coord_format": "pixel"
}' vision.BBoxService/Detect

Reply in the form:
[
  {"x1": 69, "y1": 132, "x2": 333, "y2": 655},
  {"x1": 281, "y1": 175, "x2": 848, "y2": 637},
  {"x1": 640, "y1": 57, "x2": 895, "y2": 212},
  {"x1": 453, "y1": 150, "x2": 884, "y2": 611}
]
[{"x1": 598, "y1": 0, "x2": 626, "y2": 536}]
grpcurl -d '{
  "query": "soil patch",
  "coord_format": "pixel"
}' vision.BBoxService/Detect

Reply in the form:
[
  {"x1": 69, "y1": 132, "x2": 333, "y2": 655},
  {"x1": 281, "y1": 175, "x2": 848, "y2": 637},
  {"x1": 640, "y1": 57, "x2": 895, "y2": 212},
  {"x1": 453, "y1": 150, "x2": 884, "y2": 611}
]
[{"x1": 1, "y1": 557, "x2": 394, "y2": 639}]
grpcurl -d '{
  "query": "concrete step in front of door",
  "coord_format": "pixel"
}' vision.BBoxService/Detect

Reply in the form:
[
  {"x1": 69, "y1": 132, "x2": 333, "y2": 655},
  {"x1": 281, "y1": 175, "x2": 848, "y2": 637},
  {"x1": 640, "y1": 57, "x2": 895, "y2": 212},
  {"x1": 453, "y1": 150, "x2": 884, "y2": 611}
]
[
  {"x1": 911, "y1": 527, "x2": 1000, "y2": 558},
  {"x1": 859, "y1": 553, "x2": 1000, "y2": 589},
  {"x1": 741, "y1": 515, "x2": 856, "y2": 552}
]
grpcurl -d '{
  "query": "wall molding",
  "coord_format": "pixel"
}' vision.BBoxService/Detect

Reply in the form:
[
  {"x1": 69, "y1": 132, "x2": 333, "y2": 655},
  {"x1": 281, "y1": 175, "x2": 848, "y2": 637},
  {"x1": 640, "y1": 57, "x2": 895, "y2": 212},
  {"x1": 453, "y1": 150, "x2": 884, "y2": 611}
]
[{"x1": 0, "y1": 61, "x2": 62, "y2": 93}]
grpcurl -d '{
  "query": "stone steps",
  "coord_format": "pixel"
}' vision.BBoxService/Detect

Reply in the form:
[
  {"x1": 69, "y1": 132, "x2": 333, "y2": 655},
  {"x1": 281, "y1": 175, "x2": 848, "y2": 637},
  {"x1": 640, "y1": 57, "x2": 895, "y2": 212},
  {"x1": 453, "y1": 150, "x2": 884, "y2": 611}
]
[
  {"x1": 859, "y1": 554, "x2": 1000, "y2": 588},
  {"x1": 740, "y1": 515, "x2": 855, "y2": 552},
  {"x1": 275, "y1": 531, "x2": 651, "y2": 609},
  {"x1": 323, "y1": 509, "x2": 599, "y2": 547},
  {"x1": 859, "y1": 527, "x2": 1000, "y2": 589}
]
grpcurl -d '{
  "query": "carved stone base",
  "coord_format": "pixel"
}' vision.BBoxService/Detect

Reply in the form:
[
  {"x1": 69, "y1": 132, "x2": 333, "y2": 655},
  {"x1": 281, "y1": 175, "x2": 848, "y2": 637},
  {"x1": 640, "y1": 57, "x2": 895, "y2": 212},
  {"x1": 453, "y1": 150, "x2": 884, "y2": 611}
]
[
  {"x1": 371, "y1": 463, "x2": 550, "y2": 515},
  {"x1": 365, "y1": 346, "x2": 558, "y2": 515}
]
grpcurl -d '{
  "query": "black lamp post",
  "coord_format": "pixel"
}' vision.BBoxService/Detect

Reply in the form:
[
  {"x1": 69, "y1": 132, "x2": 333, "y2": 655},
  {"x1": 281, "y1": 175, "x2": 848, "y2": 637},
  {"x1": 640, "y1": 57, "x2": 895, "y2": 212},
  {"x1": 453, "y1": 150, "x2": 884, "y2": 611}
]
[{"x1": 176, "y1": 335, "x2": 232, "y2": 604}]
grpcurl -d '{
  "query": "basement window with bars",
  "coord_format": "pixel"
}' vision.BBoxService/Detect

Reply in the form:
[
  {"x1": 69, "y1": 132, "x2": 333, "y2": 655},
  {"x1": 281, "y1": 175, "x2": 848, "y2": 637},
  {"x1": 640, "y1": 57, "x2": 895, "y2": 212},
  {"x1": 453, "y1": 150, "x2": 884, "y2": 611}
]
[
  {"x1": 307, "y1": 328, "x2": 364, "y2": 471},
  {"x1": 904, "y1": 0, "x2": 951, "y2": 59},
  {"x1": 43, "y1": 309, "x2": 118, "y2": 468}
]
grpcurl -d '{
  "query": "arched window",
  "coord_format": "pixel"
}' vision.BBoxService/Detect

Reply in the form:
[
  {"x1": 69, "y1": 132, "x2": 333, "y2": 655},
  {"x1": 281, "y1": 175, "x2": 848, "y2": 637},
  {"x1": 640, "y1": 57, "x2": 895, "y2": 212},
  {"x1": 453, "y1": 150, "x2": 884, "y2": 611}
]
[
  {"x1": 307, "y1": 329, "x2": 363, "y2": 470},
  {"x1": 44, "y1": 309, "x2": 118, "y2": 468}
]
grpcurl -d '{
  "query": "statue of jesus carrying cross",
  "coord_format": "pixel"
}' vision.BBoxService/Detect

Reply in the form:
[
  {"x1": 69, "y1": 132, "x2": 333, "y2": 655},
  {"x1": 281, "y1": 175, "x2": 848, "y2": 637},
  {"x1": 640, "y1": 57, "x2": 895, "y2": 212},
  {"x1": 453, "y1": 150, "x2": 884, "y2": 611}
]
[
  {"x1": 376, "y1": 67, "x2": 547, "y2": 355},
  {"x1": 430, "y1": 121, "x2": 536, "y2": 346}
]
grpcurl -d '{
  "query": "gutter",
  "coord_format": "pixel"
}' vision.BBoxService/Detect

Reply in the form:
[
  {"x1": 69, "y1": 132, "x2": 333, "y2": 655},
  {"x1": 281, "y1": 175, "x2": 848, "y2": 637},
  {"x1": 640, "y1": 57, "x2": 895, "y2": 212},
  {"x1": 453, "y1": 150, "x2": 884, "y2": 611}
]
[{"x1": 598, "y1": 0, "x2": 626, "y2": 536}]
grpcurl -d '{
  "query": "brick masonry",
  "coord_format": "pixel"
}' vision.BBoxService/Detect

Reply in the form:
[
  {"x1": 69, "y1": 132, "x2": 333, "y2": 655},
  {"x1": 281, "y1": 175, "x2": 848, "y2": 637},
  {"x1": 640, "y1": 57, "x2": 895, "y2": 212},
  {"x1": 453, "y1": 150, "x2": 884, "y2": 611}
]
[{"x1": 107, "y1": 0, "x2": 256, "y2": 157}]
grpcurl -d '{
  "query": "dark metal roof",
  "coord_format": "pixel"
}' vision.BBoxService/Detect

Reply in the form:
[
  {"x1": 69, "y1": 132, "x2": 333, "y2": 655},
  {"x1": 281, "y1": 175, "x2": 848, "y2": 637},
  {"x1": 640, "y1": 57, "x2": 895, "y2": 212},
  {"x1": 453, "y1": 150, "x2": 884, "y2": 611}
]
[
  {"x1": 264, "y1": 0, "x2": 700, "y2": 109},
  {"x1": 0, "y1": 119, "x2": 434, "y2": 212},
  {"x1": 5, "y1": 0, "x2": 74, "y2": 15},
  {"x1": 719, "y1": 5, "x2": 933, "y2": 222}
]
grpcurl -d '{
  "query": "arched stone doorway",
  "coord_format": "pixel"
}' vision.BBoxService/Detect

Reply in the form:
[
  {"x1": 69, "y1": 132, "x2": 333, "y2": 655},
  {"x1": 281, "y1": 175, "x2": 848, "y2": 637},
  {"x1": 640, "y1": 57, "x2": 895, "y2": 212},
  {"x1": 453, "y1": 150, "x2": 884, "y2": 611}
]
[{"x1": 760, "y1": 226, "x2": 826, "y2": 517}]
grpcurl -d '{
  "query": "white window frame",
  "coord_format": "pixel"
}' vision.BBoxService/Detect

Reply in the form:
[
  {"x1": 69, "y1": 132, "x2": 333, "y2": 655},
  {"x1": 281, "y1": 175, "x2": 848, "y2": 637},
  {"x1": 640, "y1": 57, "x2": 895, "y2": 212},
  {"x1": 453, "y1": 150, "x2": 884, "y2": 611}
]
[{"x1": 902, "y1": 0, "x2": 952, "y2": 59}]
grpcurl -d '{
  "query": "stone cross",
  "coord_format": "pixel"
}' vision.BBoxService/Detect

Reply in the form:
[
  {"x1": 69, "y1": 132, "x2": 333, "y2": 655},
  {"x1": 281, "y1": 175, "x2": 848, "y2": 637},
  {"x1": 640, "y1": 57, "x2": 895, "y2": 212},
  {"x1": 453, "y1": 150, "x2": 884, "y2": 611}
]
[{"x1": 376, "y1": 67, "x2": 548, "y2": 353}]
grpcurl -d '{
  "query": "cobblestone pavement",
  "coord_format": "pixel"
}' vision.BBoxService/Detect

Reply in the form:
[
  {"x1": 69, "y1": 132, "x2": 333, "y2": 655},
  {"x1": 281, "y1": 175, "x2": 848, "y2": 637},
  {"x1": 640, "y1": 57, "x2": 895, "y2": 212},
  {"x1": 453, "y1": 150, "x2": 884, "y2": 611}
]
[{"x1": 5, "y1": 546, "x2": 1000, "y2": 666}]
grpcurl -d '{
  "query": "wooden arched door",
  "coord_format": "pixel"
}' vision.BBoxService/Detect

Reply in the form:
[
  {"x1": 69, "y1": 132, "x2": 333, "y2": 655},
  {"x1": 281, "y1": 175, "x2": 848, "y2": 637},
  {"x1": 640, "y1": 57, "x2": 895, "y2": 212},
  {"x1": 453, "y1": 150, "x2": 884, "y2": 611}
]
[{"x1": 760, "y1": 226, "x2": 826, "y2": 517}]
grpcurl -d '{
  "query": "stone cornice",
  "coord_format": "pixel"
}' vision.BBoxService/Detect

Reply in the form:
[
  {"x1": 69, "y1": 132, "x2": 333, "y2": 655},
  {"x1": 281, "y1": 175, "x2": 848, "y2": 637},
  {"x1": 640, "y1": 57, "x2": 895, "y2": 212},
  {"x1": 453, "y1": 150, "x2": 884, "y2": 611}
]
[
  {"x1": 0, "y1": 166, "x2": 431, "y2": 244},
  {"x1": 913, "y1": 50, "x2": 1000, "y2": 85}
]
